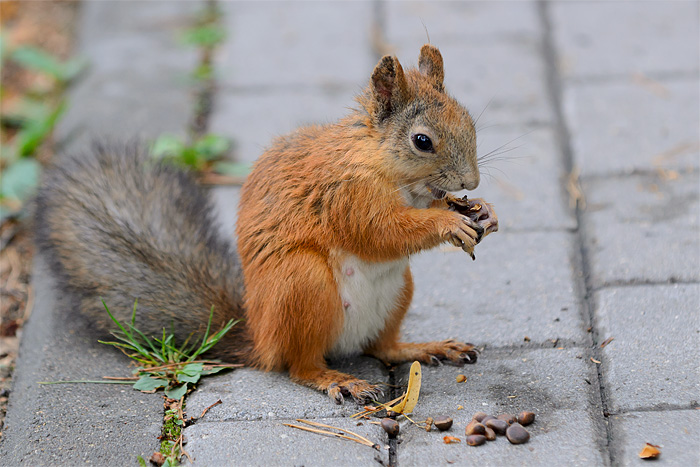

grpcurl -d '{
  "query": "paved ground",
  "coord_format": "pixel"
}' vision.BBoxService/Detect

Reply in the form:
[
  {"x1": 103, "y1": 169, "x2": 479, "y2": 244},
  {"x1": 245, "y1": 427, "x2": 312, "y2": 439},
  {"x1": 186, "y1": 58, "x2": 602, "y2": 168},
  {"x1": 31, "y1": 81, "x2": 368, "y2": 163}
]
[{"x1": 1, "y1": 1, "x2": 698, "y2": 466}]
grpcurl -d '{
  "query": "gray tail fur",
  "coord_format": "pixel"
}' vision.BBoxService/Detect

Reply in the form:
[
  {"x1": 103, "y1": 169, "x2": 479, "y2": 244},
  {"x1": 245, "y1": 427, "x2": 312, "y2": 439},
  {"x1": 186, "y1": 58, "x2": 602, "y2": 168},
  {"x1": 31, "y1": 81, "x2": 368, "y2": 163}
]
[{"x1": 34, "y1": 142, "x2": 252, "y2": 362}]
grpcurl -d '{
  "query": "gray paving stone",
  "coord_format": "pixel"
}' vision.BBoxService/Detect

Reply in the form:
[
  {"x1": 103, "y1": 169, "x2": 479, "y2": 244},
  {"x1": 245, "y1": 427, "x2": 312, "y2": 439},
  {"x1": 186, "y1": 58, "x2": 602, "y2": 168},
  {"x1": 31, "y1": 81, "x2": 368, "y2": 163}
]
[
  {"x1": 185, "y1": 357, "x2": 388, "y2": 422},
  {"x1": 594, "y1": 285, "x2": 700, "y2": 413},
  {"x1": 582, "y1": 171, "x2": 700, "y2": 287},
  {"x1": 394, "y1": 348, "x2": 606, "y2": 466},
  {"x1": 551, "y1": 1, "x2": 700, "y2": 79},
  {"x1": 210, "y1": 88, "x2": 359, "y2": 164},
  {"x1": 471, "y1": 126, "x2": 574, "y2": 232},
  {"x1": 57, "y1": 1, "x2": 200, "y2": 149},
  {"x1": 406, "y1": 231, "x2": 585, "y2": 349},
  {"x1": 564, "y1": 78, "x2": 700, "y2": 177},
  {"x1": 216, "y1": 1, "x2": 376, "y2": 88},
  {"x1": 183, "y1": 417, "x2": 389, "y2": 466},
  {"x1": 609, "y1": 409, "x2": 700, "y2": 466},
  {"x1": 386, "y1": 0, "x2": 540, "y2": 43},
  {"x1": 0, "y1": 258, "x2": 162, "y2": 465},
  {"x1": 400, "y1": 409, "x2": 604, "y2": 466}
]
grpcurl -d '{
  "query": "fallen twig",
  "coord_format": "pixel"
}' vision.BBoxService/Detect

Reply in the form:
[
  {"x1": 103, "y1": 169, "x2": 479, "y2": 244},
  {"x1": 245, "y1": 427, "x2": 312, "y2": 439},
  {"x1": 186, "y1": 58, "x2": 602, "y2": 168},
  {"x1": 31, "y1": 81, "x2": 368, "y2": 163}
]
[
  {"x1": 284, "y1": 420, "x2": 379, "y2": 450},
  {"x1": 199, "y1": 399, "x2": 222, "y2": 419}
]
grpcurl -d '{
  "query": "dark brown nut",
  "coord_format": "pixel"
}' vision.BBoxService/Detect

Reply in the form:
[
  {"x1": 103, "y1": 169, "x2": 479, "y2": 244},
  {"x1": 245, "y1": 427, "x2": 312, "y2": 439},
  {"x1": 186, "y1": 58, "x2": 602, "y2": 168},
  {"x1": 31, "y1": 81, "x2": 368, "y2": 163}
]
[
  {"x1": 434, "y1": 416, "x2": 453, "y2": 431},
  {"x1": 480, "y1": 415, "x2": 496, "y2": 426},
  {"x1": 517, "y1": 411, "x2": 535, "y2": 426},
  {"x1": 465, "y1": 420, "x2": 487, "y2": 436},
  {"x1": 466, "y1": 434, "x2": 487, "y2": 446},
  {"x1": 484, "y1": 427, "x2": 496, "y2": 441},
  {"x1": 381, "y1": 418, "x2": 400, "y2": 437},
  {"x1": 472, "y1": 411, "x2": 488, "y2": 422},
  {"x1": 497, "y1": 413, "x2": 517, "y2": 425},
  {"x1": 485, "y1": 418, "x2": 509, "y2": 435},
  {"x1": 506, "y1": 423, "x2": 530, "y2": 444}
]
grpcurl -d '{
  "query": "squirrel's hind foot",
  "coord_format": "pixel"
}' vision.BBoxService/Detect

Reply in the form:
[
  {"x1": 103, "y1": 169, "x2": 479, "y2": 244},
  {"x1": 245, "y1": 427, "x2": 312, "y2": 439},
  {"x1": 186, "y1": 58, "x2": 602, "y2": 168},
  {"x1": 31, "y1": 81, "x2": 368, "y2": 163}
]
[
  {"x1": 290, "y1": 367, "x2": 384, "y2": 405},
  {"x1": 368, "y1": 340, "x2": 479, "y2": 367}
]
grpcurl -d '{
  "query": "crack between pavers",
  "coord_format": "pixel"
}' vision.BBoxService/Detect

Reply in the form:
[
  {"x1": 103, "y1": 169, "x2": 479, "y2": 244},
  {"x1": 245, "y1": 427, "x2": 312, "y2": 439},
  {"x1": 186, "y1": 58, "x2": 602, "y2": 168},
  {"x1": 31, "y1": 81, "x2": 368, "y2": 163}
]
[
  {"x1": 566, "y1": 69, "x2": 700, "y2": 86},
  {"x1": 580, "y1": 166, "x2": 699, "y2": 182},
  {"x1": 188, "y1": 0, "x2": 220, "y2": 140},
  {"x1": 591, "y1": 279, "x2": 700, "y2": 293},
  {"x1": 385, "y1": 365, "x2": 399, "y2": 467},
  {"x1": 607, "y1": 402, "x2": 700, "y2": 416},
  {"x1": 537, "y1": 2, "x2": 616, "y2": 465}
]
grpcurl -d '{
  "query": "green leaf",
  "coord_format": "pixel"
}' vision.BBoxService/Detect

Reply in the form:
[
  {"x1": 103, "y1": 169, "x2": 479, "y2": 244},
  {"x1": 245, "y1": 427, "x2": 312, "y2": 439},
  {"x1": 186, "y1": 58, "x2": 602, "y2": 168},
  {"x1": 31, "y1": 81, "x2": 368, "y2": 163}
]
[
  {"x1": 181, "y1": 362, "x2": 204, "y2": 376},
  {"x1": 133, "y1": 375, "x2": 168, "y2": 392},
  {"x1": 11, "y1": 46, "x2": 87, "y2": 83},
  {"x1": 212, "y1": 161, "x2": 251, "y2": 177},
  {"x1": 200, "y1": 366, "x2": 230, "y2": 376},
  {"x1": 181, "y1": 25, "x2": 226, "y2": 47},
  {"x1": 137, "y1": 455, "x2": 148, "y2": 467},
  {"x1": 151, "y1": 134, "x2": 184, "y2": 159},
  {"x1": 176, "y1": 373, "x2": 200, "y2": 384},
  {"x1": 193, "y1": 134, "x2": 230, "y2": 160},
  {"x1": 165, "y1": 383, "x2": 188, "y2": 400},
  {"x1": 15, "y1": 100, "x2": 66, "y2": 157},
  {"x1": 0, "y1": 158, "x2": 41, "y2": 202}
]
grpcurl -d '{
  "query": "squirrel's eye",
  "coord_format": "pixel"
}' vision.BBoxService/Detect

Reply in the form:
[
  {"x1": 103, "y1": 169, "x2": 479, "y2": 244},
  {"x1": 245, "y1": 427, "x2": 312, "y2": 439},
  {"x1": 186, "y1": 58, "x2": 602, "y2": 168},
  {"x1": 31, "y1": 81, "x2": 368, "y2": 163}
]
[{"x1": 412, "y1": 134, "x2": 433, "y2": 152}]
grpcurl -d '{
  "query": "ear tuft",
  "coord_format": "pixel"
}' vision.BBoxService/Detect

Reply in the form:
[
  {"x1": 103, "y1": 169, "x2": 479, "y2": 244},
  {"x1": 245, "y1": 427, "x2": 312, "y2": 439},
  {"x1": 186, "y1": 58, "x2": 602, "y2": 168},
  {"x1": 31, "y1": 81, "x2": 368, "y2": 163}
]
[
  {"x1": 418, "y1": 44, "x2": 444, "y2": 91},
  {"x1": 371, "y1": 55, "x2": 409, "y2": 122}
]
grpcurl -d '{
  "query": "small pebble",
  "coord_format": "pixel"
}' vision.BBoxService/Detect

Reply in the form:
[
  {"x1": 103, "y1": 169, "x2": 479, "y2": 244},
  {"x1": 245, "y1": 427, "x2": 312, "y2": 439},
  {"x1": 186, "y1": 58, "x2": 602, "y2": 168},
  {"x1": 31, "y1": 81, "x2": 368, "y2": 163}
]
[
  {"x1": 433, "y1": 416, "x2": 453, "y2": 431},
  {"x1": 506, "y1": 423, "x2": 530, "y2": 444},
  {"x1": 517, "y1": 411, "x2": 535, "y2": 426},
  {"x1": 484, "y1": 427, "x2": 496, "y2": 441},
  {"x1": 485, "y1": 418, "x2": 508, "y2": 436},
  {"x1": 465, "y1": 420, "x2": 486, "y2": 436},
  {"x1": 466, "y1": 434, "x2": 487, "y2": 446}
]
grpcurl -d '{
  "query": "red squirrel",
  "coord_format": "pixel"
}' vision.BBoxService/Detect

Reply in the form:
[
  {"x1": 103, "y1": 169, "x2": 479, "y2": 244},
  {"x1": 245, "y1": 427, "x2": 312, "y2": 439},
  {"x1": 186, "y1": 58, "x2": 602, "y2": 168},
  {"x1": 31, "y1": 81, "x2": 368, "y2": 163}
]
[{"x1": 35, "y1": 44, "x2": 498, "y2": 404}]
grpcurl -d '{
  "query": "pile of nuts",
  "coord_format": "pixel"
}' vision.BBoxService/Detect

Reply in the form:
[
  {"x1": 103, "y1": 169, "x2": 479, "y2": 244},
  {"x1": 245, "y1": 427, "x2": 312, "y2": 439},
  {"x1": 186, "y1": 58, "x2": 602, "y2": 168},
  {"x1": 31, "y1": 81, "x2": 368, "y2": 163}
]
[
  {"x1": 464, "y1": 411, "x2": 535, "y2": 446},
  {"x1": 380, "y1": 410, "x2": 536, "y2": 447}
]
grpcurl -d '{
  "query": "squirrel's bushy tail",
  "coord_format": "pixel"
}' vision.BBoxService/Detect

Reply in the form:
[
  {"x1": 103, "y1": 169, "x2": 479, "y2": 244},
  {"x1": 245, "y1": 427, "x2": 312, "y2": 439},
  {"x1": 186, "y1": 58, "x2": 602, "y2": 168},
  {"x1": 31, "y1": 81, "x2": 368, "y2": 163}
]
[{"x1": 35, "y1": 143, "x2": 252, "y2": 363}]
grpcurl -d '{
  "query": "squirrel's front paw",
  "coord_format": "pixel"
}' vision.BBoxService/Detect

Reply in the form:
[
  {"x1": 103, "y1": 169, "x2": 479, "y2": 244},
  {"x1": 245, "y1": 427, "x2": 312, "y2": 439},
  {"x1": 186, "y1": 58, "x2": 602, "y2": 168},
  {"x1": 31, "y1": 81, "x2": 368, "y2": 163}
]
[
  {"x1": 327, "y1": 380, "x2": 384, "y2": 405},
  {"x1": 440, "y1": 212, "x2": 484, "y2": 258}
]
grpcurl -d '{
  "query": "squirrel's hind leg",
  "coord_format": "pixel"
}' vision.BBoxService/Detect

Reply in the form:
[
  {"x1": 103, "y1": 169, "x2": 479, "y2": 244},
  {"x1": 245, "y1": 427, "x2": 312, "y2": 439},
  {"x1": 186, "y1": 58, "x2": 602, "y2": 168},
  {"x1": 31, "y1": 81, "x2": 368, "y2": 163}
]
[
  {"x1": 364, "y1": 267, "x2": 479, "y2": 366},
  {"x1": 246, "y1": 249, "x2": 382, "y2": 404}
]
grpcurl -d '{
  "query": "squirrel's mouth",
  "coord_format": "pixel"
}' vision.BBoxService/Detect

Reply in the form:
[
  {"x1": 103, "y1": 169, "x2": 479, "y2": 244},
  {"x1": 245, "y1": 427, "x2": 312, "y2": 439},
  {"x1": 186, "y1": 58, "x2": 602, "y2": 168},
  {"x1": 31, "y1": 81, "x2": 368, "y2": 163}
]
[{"x1": 426, "y1": 184, "x2": 447, "y2": 200}]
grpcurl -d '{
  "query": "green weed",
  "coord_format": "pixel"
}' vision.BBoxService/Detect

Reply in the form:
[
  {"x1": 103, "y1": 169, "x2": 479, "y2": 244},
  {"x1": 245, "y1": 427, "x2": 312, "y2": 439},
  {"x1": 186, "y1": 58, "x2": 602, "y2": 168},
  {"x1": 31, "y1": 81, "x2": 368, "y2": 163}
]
[
  {"x1": 151, "y1": 133, "x2": 250, "y2": 177},
  {"x1": 99, "y1": 300, "x2": 239, "y2": 400}
]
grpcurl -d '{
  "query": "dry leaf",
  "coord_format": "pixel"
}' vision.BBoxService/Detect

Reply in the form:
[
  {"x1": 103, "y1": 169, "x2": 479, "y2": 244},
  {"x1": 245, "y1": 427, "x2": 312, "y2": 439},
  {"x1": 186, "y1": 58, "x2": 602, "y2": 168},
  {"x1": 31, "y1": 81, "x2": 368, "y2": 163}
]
[
  {"x1": 443, "y1": 436, "x2": 461, "y2": 444},
  {"x1": 388, "y1": 361, "x2": 422, "y2": 414},
  {"x1": 639, "y1": 443, "x2": 661, "y2": 459},
  {"x1": 456, "y1": 374, "x2": 467, "y2": 383},
  {"x1": 590, "y1": 357, "x2": 602, "y2": 364}
]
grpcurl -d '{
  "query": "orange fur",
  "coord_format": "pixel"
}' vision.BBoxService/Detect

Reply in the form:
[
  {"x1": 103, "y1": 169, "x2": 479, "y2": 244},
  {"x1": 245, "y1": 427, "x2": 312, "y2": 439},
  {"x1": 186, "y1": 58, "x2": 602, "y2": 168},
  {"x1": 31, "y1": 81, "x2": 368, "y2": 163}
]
[{"x1": 236, "y1": 45, "x2": 491, "y2": 403}]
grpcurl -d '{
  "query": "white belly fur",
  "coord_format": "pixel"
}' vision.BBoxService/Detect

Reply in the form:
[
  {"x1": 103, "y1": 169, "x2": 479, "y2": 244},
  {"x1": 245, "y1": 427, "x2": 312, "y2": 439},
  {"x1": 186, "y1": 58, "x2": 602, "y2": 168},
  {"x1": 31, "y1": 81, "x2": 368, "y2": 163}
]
[{"x1": 330, "y1": 253, "x2": 409, "y2": 357}]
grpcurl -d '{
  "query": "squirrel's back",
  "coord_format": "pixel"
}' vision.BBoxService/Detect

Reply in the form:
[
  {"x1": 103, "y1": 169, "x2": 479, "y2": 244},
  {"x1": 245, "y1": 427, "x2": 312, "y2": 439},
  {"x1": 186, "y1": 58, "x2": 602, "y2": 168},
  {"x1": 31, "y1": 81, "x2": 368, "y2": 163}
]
[{"x1": 35, "y1": 143, "x2": 251, "y2": 362}]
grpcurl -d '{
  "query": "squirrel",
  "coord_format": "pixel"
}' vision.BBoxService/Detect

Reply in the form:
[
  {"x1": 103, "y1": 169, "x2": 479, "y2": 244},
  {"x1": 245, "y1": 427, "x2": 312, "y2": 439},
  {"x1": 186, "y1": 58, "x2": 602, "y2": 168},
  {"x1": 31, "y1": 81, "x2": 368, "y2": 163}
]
[{"x1": 35, "y1": 44, "x2": 498, "y2": 404}]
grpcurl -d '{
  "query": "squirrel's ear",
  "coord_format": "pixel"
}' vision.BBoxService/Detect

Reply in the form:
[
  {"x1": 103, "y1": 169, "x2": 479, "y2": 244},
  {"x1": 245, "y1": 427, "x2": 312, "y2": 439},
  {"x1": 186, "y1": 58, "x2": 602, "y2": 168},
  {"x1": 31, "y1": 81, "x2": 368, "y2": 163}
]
[
  {"x1": 370, "y1": 55, "x2": 410, "y2": 122},
  {"x1": 418, "y1": 44, "x2": 444, "y2": 91}
]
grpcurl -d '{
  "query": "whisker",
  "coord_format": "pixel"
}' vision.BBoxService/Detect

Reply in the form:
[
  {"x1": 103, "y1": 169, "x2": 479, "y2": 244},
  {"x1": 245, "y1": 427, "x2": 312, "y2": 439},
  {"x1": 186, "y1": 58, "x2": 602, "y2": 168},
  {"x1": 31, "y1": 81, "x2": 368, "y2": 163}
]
[
  {"x1": 477, "y1": 131, "x2": 532, "y2": 162},
  {"x1": 473, "y1": 98, "x2": 493, "y2": 127}
]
